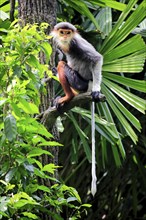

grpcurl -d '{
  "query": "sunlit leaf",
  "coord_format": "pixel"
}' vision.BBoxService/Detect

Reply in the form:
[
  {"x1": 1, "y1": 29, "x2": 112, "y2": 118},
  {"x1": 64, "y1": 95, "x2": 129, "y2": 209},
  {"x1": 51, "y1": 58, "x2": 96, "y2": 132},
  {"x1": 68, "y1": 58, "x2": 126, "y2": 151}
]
[
  {"x1": 104, "y1": 72, "x2": 146, "y2": 93},
  {"x1": 18, "y1": 98, "x2": 39, "y2": 114},
  {"x1": 104, "y1": 35, "x2": 146, "y2": 61},
  {"x1": 103, "y1": 79, "x2": 146, "y2": 113},
  {"x1": 42, "y1": 164, "x2": 60, "y2": 174},
  {"x1": 88, "y1": 0, "x2": 126, "y2": 11},
  {"x1": 101, "y1": 0, "x2": 145, "y2": 54},
  {"x1": 103, "y1": 52, "x2": 145, "y2": 73},
  {"x1": 22, "y1": 212, "x2": 38, "y2": 219},
  {"x1": 39, "y1": 42, "x2": 52, "y2": 63},
  {"x1": 27, "y1": 148, "x2": 53, "y2": 158}
]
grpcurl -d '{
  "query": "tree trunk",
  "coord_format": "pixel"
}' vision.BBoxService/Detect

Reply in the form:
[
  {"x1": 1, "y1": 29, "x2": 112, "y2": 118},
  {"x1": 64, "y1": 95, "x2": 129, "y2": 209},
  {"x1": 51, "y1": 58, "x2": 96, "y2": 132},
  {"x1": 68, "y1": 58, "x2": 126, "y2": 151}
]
[
  {"x1": 18, "y1": 1, "x2": 59, "y2": 219},
  {"x1": 18, "y1": 0, "x2": 56, "y2": 28}
]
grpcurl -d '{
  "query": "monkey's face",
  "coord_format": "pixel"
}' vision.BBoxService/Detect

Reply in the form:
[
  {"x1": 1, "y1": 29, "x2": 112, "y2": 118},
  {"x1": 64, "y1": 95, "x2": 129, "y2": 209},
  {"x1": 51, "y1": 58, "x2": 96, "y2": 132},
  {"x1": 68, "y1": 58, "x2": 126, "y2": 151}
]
[{"x1": 58, "y1": 29, "x2": 73, "y2": 44}]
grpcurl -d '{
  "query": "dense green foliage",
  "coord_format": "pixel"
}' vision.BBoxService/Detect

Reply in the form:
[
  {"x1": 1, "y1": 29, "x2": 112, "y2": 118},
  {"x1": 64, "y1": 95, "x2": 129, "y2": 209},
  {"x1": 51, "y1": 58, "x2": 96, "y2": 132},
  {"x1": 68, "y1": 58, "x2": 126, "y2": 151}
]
[
  {"x1": 0, "y1": 24, "x2": 90, "y2": 219},
  {"x1": 0, "y1": 0, "x2": 146, "y2": 219}
]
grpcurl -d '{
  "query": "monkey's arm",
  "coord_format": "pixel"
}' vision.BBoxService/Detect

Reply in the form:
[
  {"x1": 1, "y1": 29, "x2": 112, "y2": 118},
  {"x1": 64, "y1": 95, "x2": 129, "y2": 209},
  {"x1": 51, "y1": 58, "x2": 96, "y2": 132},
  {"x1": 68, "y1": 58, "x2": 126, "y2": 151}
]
[
  {"x1": 91, "y1": 54, "x2": 103, "y2": 101},
  {"x1": 92, "y1": 55, "x2": 103, "y2": 92}
]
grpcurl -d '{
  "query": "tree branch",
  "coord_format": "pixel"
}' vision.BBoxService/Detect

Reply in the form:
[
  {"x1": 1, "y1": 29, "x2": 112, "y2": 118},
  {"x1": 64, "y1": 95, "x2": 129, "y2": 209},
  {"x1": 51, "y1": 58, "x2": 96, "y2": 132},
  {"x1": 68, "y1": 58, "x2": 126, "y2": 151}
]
[{"x1": 39, "y1": 92, "x2": 105, "y2": 131}]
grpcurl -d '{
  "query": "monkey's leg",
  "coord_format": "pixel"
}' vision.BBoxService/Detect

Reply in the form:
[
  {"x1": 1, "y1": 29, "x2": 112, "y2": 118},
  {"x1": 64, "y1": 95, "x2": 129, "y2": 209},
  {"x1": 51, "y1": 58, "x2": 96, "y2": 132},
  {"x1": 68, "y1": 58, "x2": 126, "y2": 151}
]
[{"x1": 57, "y1": 61, "x2": 75, "y2": 104}]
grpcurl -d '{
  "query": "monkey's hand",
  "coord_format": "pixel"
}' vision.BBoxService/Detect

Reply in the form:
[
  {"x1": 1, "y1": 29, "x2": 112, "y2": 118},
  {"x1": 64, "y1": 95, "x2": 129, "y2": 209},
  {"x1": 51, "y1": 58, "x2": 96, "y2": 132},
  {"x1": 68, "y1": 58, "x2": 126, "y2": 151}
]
[
  {"x1": 91, "y1": 91, "x2": 106, "y2": 102},
  {"x1": 52, "y1": 67, "x2": 58, "y2": 76}
]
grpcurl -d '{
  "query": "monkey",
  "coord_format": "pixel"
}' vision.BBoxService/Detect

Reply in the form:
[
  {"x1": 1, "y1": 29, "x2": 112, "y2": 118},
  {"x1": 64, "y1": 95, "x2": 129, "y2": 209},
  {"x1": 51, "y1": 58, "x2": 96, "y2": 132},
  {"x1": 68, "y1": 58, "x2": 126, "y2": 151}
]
[
  {"x1": 51, "y1": 22, "x2": 106, "y2": 196},
  {"x1": 50, "y1": 22, "x2": 105, "y2": 107}
]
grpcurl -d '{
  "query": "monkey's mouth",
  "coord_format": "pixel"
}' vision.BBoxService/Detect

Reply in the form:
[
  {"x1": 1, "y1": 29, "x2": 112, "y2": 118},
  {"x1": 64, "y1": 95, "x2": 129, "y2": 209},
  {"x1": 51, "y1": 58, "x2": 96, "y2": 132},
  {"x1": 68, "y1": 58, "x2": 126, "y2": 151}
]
[{"x1": 61, "y1": 40, "x2": 68, "y2": 43}]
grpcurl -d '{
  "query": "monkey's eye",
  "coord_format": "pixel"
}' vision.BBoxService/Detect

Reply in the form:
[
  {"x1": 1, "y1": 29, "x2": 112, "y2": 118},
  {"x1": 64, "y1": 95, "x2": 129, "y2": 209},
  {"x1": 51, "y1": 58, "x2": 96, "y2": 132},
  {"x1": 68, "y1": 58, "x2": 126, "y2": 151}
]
[
  {"x1": 60, "y1": 30, "x2": 64, "y2": 35},
  {"x1": 66, "y1": 31, "x2": 71, "y2": 35}
]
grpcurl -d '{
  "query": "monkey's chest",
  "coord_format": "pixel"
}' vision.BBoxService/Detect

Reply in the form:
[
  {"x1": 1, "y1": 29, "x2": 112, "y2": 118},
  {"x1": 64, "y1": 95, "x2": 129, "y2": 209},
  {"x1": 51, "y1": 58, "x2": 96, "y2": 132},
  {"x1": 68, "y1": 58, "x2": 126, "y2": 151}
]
[{"x1": 66, "y1": 54, "x2": 92, "y2": 80}]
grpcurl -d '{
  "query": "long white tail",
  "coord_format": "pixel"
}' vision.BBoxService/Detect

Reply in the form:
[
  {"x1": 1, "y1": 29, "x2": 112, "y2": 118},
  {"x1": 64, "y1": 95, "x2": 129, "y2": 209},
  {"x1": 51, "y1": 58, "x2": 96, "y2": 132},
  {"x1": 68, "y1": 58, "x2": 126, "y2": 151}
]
[{"x1": 91, "y1": 101, "x2": 97, "y2": 196}]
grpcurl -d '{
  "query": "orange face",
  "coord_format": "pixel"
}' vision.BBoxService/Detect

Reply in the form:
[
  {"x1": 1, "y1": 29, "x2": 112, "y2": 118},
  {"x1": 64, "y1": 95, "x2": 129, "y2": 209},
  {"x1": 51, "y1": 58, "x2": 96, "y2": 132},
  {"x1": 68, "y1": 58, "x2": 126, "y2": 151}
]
[{"x1": 58, "y1": 29, "x2": 73, "y2": 42}]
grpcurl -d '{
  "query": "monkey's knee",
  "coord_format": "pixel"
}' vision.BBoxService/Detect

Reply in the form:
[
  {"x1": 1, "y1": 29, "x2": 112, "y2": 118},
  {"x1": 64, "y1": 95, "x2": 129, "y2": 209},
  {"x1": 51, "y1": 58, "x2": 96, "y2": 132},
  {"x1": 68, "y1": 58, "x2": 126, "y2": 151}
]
[{"x1": 57, "y1": 61, "x2": 66, "y2": 72}]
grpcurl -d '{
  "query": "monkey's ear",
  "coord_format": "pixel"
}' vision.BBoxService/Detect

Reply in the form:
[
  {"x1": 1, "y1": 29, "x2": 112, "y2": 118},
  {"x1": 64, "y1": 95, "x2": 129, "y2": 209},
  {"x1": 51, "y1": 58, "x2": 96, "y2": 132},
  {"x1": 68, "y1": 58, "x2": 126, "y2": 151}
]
[{"x1": 91, "y1": 91, "x2": 106, "y2": 102}]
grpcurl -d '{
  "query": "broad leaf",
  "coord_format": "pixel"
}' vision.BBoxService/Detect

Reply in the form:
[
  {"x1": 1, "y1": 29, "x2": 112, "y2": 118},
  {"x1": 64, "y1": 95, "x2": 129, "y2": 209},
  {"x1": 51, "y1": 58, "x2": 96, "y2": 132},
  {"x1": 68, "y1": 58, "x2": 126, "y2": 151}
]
[{"x1": 4, "y1": 114, "x2": 17, "y2": 142}]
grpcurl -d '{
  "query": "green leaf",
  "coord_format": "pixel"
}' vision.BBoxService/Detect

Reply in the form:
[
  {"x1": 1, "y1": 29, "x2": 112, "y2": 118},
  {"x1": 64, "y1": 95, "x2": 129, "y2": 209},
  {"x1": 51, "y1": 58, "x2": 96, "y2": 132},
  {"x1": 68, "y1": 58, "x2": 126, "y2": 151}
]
[
  {"x1": 23, "y1": 163, "x2": 34, "y2": 172},
  {"x1": 12, "y1": 199, "x2": 37, "y2": 208},
  {"x1": 37, "y1": 185, "x2": 51, "y2": 193},
  {"x1": 18, "y1": 98, "x2": 39, "y2": 114},
  {"x1": 39, "y1": 42, "x2": 52, "y2": 63},
  {"x1": 104, "y1": 72, "x2": 146, "y2": 93},
  {"x1": 0, "y1": 99, "x2": 7, "y2": 106},
  {"x1": 102, "y1": 84, "x2": 138, "y2": 144},
  {"x1": 34, "y1": 168, "x2": 46, "y2": 178},
  {"x1": 81, "y1": 203, "x2": 92, "y2": 208},
  {"x1": 103, "y1": 51, "x2": 146, "y2": 73},
  {"x1": 0, "y1": 211, "x2": 9, "y2": 218},
  {"x1": 73, "y1": 107, "x2": 119, "y2": 146},
  {"x1": 104, "y1": 85, "x2": 141, "y2": 132},
  {"x1": 61, "y1": 185, "x2": 81, "y2": 203},
  {"x1": 4, "y1": 114, "x2": 17, "y2": 142},
  {"x1": 111, "y1": 145, "x2": 123, "y2": 167},
  {"x1": 101, "y1": 0, "x2": 145, "y2": 54},
  {"x1": 27, "y1": 148, "x2": 52, "y2": 158},
  {"x1": 104, "y1": 35, "x2": 146, "y2": 62},
  {"x1": 11, "y1": 102, "x2": 22, "y2": 117},
  {"x1": 66, "y1": 197, "x2": 78, "y2": 203},
  {"x1": 5, "y1": 168, "x2": 18, "y2": 182},
  {"x1": 22, "y1": 212, "x2": 38, "y2": 219},
  {"x1": 42, "y1": 164, "x2": 59, "y2": 174},
  {"x1": 64, "y1": 0, "x2": 100, "y2": 30},
  {"x1": 98, "y1": 102, "x2": 126, "y2": 160},
  {"x1": 38, "y1": 141, "x2": 63, "y2": 147},
  {"x1": 103, "y1": 78, "x2": 146, "y2": 113},
  {"x1": 88, "y1": 0, "x2": 126, "y2": 11},
  {"x1": 95, "y1": 7, "x2": 112, "y2": 38},
  {"x1": 0, "y1": 10, "x2": 9, "y2": 20},
  {"x1": 67, "y1": 112, "x2": 91, "y2": 162},
  {"x1": 26, "y1": 54, "x2": 42, "y2": 71}
]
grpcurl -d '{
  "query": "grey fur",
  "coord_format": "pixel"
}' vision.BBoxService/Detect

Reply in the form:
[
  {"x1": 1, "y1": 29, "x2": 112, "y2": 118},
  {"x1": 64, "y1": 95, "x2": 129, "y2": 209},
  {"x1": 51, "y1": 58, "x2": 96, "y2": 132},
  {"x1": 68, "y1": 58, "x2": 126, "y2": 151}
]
[{"x1": 54, "y1": 22, "x2": 77, "y2": 32}]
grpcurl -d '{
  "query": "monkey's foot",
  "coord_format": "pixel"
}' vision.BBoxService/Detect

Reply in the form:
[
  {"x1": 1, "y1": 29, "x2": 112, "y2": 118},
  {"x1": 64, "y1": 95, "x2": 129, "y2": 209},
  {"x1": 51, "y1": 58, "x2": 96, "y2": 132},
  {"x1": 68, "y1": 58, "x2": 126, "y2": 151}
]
[
  {"x1": 53, "y1": 95, "x2": 74, "y2": 110},
  {"x1": 91, "y1": 91, "x2": 106, "y2": 102},
  {"x1": 53, "y1": 96, "x2": 65, "y2": 110}
]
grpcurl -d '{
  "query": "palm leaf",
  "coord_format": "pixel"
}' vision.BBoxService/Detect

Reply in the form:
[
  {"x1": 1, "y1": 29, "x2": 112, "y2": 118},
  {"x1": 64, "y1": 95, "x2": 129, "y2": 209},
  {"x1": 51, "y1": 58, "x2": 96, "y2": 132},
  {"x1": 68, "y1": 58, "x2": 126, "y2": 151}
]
[
  {"x1": 104, "y1": 35, "x2": 146, "y2": 61},
  {"x1": 102, "y1": 84, "x2": 138, "y2": 144},
  {"x1": 104, "y1": 72, "x2": 146, "y2": 93},
  {"x1": 62, "y1": 0, "x2": 100, "y2": 29},
  {"x1": 101, "y1": 0, "x2": 145, "y2": 54},
  {"x1": 88, "y1": 0, "x2": 126, "y2": 11},
  {"x1": 103, "y1": 79, "x2": 146, "y2": 114},
  {"x1": 103, "y1": 51, "x2": 146, "y2": 73},
  {"x1": 67, "y1": 112, "x2": 92, "y2": 162}
]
